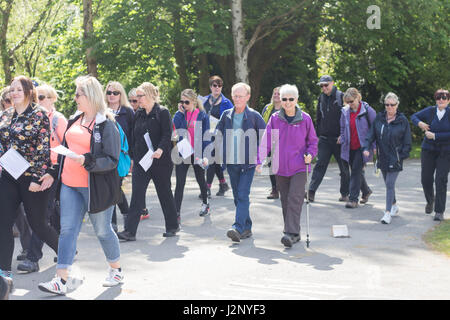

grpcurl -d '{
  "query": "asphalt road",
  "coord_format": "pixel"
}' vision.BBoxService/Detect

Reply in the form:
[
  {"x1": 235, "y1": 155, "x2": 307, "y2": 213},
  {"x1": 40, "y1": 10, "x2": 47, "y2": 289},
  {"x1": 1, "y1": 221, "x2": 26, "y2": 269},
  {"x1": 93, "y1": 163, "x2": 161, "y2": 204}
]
[{"x1": 8, "y1": 159, "x2": 450, "y2": 300}]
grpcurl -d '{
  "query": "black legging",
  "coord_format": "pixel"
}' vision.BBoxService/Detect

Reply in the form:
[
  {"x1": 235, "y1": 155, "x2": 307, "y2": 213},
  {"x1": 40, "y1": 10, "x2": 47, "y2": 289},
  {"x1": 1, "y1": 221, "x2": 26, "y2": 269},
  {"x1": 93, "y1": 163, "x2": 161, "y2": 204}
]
[
  {"x1": 206, "y1": 163, "x2": 225, "y2": 185},
  {"x1": 112, "y1": 177, "x2": 129, "y2": 225},
  {"x1": 175, "y1": 156, "x2": 208, "y2": 214},
  {"x1": 0, "y1": 173, "x2": 59, "y2": 271}
]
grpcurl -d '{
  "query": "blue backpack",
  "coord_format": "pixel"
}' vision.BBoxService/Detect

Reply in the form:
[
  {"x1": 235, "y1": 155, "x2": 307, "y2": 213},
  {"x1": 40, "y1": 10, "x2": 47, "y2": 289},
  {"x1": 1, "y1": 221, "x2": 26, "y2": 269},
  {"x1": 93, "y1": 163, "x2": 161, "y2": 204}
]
[{"x1": 115, "y1": 122, "x2": 131, "y2": 177}]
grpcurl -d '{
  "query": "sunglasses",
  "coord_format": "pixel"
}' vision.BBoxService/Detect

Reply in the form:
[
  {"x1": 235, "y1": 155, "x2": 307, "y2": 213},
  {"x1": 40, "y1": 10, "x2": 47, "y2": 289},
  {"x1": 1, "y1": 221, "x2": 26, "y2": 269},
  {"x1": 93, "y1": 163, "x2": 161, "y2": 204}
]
[
  {"x1": 179, "y1": 100, "x2": 190, "y2": 105},
  {"x1": 129, "y1": 99, "x2": 138, "y2": 103},
  {"x1": 320, "y1": 83, "x2": 330, "y2": 88},
  {"x1": 212, "y1": 84, "x2": 223, "y2": 88},
  {"x1": 38, "y1": 95, "x2": 50, "y2": 101},
  {"x1": 106, "y1": 90, "x2": 120, "y2": 96},
  {"x1": 75, "y1": 93, "x2": 85, "y2": 98},
  {"x1": 435, "y1": 94, "x2": 449, "y2": 101},
  {"x1": 136, "y1": 94, "x2": 145, "y2": 98},
  {"x1": 385, "y1": 103, "x2": 397, "y2": 107},
  {"x1": 281, "y1": 98, "x2": 295, "y2": 102},
  {"x1": 345, "y1": 100, "x2": 355, "y2": 104}
]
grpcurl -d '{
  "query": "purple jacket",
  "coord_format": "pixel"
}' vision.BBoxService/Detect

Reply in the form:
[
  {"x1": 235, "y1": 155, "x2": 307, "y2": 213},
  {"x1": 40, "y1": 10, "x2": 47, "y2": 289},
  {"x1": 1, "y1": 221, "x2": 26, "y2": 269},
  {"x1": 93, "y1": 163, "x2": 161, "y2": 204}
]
[
  {"x1": 339, "y1": 101, "x2": 376, "y2": 163},
  {"x1": 258, "y1": 107, "x2": 318, "y2": 177}
]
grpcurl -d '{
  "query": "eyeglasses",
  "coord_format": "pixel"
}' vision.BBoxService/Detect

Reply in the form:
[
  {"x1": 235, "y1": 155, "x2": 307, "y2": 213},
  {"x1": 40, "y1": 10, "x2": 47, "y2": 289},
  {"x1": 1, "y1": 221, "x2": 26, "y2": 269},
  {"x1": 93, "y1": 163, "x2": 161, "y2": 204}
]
[
  {"x1": 320, "y1": 83, "x2": 330, "y2": 88},
  {"x1": 281, "y1": 98, "x2": 295, "y2": 102},
  {"x1": 75, "y1": 93, "x2": 85, "y2": 98},
  {"x1": 38, "y1": 95, "x2": 50, "y2": 101},
  {"x1": 435, "y1": 94, "x2": 449, "y2": 101},
  {"x1": 136, "y1": 94, "x2": 145, "y2": 99},
  {"x1": 212, "y1": 84, "x2": 223, "y2": 88},
  {"x1": 129, "y1": 99, "x2": 138, "y2": 103},
  {"x1": 345, "y1": 100, "x2": 354, "y2": 104},
  {"x1": 106, "y1": 90, "x2": 120, "y2": 96},
  {"x1": 385, "y1": 103, "x2": 397, "y2": 107},
  {"x1": 179, "y1": 100, "x2": 190, "y2": 105}
]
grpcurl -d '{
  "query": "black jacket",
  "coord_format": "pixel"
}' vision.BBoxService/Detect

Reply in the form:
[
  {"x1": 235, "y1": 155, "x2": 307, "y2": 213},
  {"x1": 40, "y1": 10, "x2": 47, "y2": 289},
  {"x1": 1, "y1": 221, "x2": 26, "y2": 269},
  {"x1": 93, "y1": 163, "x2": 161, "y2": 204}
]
[
  {"x1": 131, "y1": 103, "x2": 173, "y2": 168},
  {"x1": 56, "y1": 111, "x2": 121, "y2": 213},
  {"x1": 113, "y1": 105, "x2": 135, "y2": 159},
  {"x1": 315, "y1": 86, "x2": 343, "y2": 137},
  {"x1": 363, "y1": 111, "x2": 412, "y2": 172}
]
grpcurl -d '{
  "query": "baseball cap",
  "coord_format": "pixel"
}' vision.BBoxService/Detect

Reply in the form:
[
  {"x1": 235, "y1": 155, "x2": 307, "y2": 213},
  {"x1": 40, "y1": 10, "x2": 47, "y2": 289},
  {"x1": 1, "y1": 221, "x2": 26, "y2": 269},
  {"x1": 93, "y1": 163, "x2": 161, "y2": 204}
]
[{"x1": 317, "y1": 75, "x2": 333, "y2": 85}]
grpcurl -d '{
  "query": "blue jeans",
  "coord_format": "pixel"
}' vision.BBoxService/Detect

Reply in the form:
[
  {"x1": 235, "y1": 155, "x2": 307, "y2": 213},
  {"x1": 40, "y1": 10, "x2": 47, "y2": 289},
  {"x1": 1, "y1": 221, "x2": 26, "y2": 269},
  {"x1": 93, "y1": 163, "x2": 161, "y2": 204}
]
[
  {"x1": 57, "y1": 184, "x2": 120, "y2": 270},
  {"x1": 226, "y1": 165, "x2": 255, "y2": 234}
]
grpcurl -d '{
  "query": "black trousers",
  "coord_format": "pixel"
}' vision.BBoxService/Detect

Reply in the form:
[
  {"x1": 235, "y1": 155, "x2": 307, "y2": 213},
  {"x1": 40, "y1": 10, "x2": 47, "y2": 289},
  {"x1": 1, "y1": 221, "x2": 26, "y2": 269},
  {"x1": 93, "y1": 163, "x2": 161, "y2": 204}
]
[
  {"x1": 0, "y1": 173, "x2": 59, "y2": 271},
  {"x1": 125, "y1": 163, "x2": 178, "y2": 236},
  {"x1": 347, "y1": 149, "x2": 371, "y2": 202},
  {"x1": 112, "y1": 177, "x2": 129, "y2": 225},
  {"x1": 27, "y1": 182, "x2": 60, "y2": 262},
  {"x1": 309, "y1": 136, "x2": 350, "y2": 196},
  {"x1": 206, "y1": 163, "x2": 225, "y2": 185},
  {"x1": 14, "y1": 204, "x2": 32, "y2": 252},
  {"x1": 421, "y1": 149, "x2": 450, "y2": 214},
  {"x1": 175, "y1": 156, "x2": 208, "y2": 213}
]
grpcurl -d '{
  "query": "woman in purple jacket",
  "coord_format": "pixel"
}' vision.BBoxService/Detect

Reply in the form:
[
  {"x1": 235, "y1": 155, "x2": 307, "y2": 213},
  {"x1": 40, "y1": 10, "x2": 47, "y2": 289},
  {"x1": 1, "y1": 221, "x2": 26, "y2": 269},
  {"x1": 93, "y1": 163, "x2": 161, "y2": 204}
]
[
  {"x1": 258, "y1": 84, "x2": 318, "y2": 248},
  {"x1": 339, "y1": 88, "x2": 377, "y2": 209}
]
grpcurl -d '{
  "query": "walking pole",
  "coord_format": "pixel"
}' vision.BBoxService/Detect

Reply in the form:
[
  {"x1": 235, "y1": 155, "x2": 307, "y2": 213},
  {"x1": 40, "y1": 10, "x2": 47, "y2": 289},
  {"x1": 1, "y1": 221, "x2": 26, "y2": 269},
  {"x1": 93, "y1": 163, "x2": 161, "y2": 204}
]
[{"x1": 305, "y1": 154, "x2": 311, "y2": 248}]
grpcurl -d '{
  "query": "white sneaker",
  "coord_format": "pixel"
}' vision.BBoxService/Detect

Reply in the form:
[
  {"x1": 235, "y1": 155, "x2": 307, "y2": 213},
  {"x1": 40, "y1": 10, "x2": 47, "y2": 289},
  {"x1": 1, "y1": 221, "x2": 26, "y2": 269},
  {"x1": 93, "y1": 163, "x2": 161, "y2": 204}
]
[
  {"x1": 38, "y1": 276, "x2": 67, "y2": 295},
  {"x1": 390, "y1": 204, "x2": 399, "y2": 217},
  {"x1": 103, "y1": 267, "x2": 123, "y2": 287},
  {"x1": 381, "y1": 211, "x2": 392, "y2": 224}
]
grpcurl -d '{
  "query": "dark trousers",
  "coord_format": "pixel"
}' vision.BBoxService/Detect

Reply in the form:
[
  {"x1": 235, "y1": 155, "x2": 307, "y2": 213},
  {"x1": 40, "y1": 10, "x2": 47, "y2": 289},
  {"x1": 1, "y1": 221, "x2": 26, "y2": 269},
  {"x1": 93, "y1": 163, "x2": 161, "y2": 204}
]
[
  {"x1": 0, "y1": 174, "x2": 59, "y2": 271},
  {"x1": 276, "y1": 172, "x2": 306, "y2": 235},
  {"x1": 347, "y1": 149, "x2": 371, "y2": 202},
  {"x1": 206, "y1": 163, "x2": 225, "y2": 185},
  {"x1": 421, "y1": 149, "x2": 450, "y2": 214},
  {"x1": 27, "y1": 182, "x2": 60, "y2": 262},
  {"x1": 175, "y1": 156, "x2": 208, "y2": 213},
  {"x1": 309, "y1": 136, "x2": 350, "y2": 196},
  {"x1": 14, "y1": 204, "x2": 31, "y2": 252},
  {"x1": 125, "y1": 163, "x2": 179, "y2": 236},
  {"x1": 112, "y1": 177, "x2": 129, "y2": 225}
]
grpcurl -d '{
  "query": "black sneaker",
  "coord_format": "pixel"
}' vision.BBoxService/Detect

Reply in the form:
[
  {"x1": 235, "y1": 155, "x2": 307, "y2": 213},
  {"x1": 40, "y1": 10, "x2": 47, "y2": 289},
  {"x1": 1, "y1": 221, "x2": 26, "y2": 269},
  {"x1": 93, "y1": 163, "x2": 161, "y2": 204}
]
[
  {"x1": 163, "y1": 226, "x2": 180, "y2": 237},
  {"x1": 117, "y1": 231, "x2": 136, "y2": 241},
  {"x1": 216, "y1": 183, "x2": 229, "y2": 196},
  {"x1": 240, "y1": 230, "x2": 252, "y2": 239},
  {"x1": 17, "y1": 259, "x2": 39, "y2": 273},
  {"x1": 199, "y1": 203, "x2": 210, "y2": 217},
  {"x1": 426, "y1": 201, "x2": 434, "y2": 214},
  {"x1": 433, "y1": 212, "x2": 444, "y2": 221}
]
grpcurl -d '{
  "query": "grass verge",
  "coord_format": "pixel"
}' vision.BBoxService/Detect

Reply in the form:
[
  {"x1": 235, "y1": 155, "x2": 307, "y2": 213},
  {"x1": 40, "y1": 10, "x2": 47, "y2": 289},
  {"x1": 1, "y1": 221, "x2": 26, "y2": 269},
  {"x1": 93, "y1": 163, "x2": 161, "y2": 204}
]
[{"x1": 423, "y1": 220, "x2": 450, "y2": 257}]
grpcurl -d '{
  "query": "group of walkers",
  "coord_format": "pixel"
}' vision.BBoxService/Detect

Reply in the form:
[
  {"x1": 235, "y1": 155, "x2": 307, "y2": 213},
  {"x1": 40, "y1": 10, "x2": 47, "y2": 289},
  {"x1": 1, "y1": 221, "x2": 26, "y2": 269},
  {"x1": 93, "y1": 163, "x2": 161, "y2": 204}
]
[{"x1": 0, "y1": 72, "x2": 448, "y2": 299}]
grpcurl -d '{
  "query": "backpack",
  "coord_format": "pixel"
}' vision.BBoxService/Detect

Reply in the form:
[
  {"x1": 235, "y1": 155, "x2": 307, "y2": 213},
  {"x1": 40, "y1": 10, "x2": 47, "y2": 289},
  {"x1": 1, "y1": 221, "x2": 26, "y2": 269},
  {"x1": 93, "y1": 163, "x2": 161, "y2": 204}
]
[
  {"x1": 51, "y1": 111, "x2": 64, "y2": 144},
  {"x1": 115, "y1": 122, "x2": 131, "y2": 177}
]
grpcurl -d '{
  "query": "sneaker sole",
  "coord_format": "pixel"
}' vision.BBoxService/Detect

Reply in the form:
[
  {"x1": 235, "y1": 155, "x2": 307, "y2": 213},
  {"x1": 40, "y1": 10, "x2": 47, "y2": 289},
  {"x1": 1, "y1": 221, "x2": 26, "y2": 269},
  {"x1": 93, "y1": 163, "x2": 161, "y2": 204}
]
[
  {"x1": 38, "y1": 284, "x2": 66, "y2": 295},
  {"x1": 199, "y1": 211, "x2": 210, "y2": 217},
  {"x1": 226, "y1": 230, "x2": 240, "y2": 242}
]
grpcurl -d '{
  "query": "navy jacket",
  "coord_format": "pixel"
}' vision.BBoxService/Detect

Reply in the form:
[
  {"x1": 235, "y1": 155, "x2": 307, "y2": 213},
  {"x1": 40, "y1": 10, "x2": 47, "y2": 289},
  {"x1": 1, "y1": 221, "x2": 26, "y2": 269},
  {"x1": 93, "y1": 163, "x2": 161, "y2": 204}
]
[
  {"x1": 113, "y1": 105, "x2": 134, "y2": 159},
  {"x1": 411, "y1": 106, "x2": 450, "y2": 152},
  {"x1": 364, "y1": 111, "x2": 412, "y2": 172},
  {"x1": 215, "y1": 106, "x2": 266, "y2": 169}
]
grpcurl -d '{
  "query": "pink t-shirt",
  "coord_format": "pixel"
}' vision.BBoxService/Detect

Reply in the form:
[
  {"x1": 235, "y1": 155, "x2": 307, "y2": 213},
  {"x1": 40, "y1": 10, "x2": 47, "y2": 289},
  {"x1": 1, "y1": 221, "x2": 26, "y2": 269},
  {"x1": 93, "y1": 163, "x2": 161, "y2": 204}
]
[
  {"x1": 185, "y1": 108, "x2": 199, "y2": 149},
  {"x1": 61, "y1": 117, "x2": 93, "y2": 188},
  {"x1": 48, "y1": 111, "x2": 68, "y2": 165}
]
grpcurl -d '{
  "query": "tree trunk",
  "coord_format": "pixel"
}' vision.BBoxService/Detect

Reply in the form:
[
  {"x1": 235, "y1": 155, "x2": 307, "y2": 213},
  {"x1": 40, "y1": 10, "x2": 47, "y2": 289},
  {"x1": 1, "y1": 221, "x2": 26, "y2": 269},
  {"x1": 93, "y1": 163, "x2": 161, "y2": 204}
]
[
  {"x1": 198, "y1": 54, "x2": 210, "y2": 96},
  {"x1": 230, "y1": 0, "x2": 249, "y2": 83},
  {"x1": 83, "y1": 0, "x2": 97, "y2": 77},
  {"x1": 1, "y1": 1, "x2": 14, "y2": 85}
]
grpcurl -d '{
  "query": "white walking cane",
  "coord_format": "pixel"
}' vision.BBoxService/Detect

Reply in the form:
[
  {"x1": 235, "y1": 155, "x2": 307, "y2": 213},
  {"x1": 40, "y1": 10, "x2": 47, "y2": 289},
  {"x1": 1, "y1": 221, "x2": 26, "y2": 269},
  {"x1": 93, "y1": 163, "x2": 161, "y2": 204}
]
[{"x1": 305, "y1": 153, "x2": 311, "y2": 248}]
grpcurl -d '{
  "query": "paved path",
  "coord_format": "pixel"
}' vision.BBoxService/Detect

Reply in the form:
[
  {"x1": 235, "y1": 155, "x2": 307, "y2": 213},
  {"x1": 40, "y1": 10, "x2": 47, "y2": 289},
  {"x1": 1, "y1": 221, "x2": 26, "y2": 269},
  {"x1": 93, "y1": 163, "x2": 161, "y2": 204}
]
[{"x1": 9, "y1": 159, "x2": 450, "y2": 300}]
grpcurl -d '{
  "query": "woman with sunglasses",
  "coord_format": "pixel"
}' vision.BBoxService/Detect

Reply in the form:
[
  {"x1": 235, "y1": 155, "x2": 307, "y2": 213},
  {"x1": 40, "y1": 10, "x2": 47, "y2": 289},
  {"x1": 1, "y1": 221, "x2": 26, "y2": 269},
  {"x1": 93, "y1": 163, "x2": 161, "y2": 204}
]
[
  {"x1": 202, "y1": 75, "x2": 233, "y2": 197},
  {"x1": 339, "y1": 87, "x2": 377, "y2": 209},
  {"x1": 105, "y1": 81, "x2": 135, "y2": 231},
  {"x1": 15, "y1": 84, "x2": 68, "y2": 273},
  {"x1": 257, "y1": 84, "x2": 318, "y2": 247},
  {"x1": 0, "y1": 76, "x2": 59, "y2": 291},
  {"x1": 173, "y1": 89, "x2": 211, "y2": 221},
  {"x1": 38, "y1": 75, "x2": 123, "y2": 295},
  {"x1": 117, "y1": 82, "x2": 179, "y2": 241},
  {"x1": 363, "y1": 93, "x2": 412, "y2": 224},
  {"x1": 411, "y1": 89, "x2": 450, "y2": 221},
  {"x1": 261, "y1": 86, "x2": 282, "y2": 199}
]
